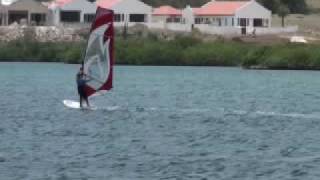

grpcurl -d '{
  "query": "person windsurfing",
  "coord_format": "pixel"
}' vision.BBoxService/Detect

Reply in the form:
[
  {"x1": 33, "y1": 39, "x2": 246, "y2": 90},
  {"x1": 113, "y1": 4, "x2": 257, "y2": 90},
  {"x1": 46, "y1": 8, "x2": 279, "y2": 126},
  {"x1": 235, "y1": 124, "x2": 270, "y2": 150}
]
[{"x1": 76, "y1": 67, "x2": 91, "y2": 108}]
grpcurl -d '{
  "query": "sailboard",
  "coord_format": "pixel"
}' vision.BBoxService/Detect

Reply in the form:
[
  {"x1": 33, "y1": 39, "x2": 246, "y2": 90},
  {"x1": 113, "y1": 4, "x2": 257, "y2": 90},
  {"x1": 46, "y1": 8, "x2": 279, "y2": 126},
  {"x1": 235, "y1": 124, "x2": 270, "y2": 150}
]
[
  {"x1": 63, "y1": 100, "x2": 97, "y2": 110},
  {"x1": 64, "y1": 7, "x2": 114, "y2": 109}
]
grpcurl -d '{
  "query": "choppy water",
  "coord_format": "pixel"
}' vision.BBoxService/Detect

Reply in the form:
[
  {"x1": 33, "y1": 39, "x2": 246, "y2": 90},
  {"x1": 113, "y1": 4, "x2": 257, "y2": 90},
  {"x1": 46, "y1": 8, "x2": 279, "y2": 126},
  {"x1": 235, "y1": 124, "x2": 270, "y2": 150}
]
[{"x1": 1, "y1": 62, "x2": 320, "y2": 180}]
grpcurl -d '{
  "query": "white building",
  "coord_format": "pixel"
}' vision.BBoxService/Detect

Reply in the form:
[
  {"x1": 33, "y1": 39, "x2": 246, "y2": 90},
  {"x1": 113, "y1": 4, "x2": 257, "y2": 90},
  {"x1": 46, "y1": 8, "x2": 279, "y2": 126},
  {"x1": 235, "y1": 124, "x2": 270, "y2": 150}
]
[
  {"x1": 5, "y1": 0, "x2": 49, "y2": 25},
  {"x1": 49, "y1": 0, "x2": 97, "y2": 25},
  {"x1": 182, "y1": 0, "x2": 271, "y2": 34},
  {"x1": 96, "y1": 0, "x2": 152, "y2": 25}
]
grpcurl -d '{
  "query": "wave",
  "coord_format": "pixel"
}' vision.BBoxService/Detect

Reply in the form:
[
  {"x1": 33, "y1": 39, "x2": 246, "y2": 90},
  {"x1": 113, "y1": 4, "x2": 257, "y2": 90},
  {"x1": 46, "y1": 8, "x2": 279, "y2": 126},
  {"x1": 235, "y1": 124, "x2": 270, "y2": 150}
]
[
  {"x1": 97, "y1": 105, "x2": 320, "y2": 119},
  {"x1": 254, "y1": 111, "x2": 320, "y2": 119}
]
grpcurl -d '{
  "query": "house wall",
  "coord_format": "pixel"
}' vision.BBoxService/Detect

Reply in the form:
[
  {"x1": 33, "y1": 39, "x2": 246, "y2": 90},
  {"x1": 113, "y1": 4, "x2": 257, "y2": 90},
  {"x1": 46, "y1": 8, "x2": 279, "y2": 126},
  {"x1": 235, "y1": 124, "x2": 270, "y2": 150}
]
[
  {"x1": 7, "y1": 0, "x2": 48, "y2": 14},
  {"x1": 111, "y1": 0, "x2": 152, "y2": 23},
  {"x1": 6, "y1": 0, "x2": 49, "y2": 25},
  {"x1": 152, "y1": 15, "x2": 182, "y2": 23},
  {"x1": 52, "y1": 0, "x2": 97, "y2": 25},
  {"x1": 235, "y1": 1, "x2": 271, "y2": 27},
  {"x1": 60, "y1": 0, "x2": 96, "y2": 23},
  {"x1": 193, "y1": 15, "x2": 234, "y2": 27}
]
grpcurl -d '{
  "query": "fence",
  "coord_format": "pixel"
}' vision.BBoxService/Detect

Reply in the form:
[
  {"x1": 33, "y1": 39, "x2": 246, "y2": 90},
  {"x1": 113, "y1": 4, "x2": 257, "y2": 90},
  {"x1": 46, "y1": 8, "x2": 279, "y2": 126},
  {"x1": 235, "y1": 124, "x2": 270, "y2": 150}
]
[
  {"x1": 255, "y1": 26, "x2": 298, "y2": 35},
  {"x1": 195, "y1": 24, "x2": 241, "y2": 36}
]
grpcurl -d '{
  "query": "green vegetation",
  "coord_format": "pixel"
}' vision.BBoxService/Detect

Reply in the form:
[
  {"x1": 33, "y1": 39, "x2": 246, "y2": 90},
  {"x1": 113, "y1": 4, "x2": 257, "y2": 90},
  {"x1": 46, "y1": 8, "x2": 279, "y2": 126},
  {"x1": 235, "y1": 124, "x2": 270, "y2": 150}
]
[
  {"x1": 0, "y1": 40, "x2": 85, "y2": 64},
  {"x1": 116, "y1": 36, "x2": 247, "y2": 66},
  {"x1": 242, "y1": 44, "x2": 320, "y2": 70},
  {"x1": 1, "y1": 35, "x2": 320, "y2": 70}
]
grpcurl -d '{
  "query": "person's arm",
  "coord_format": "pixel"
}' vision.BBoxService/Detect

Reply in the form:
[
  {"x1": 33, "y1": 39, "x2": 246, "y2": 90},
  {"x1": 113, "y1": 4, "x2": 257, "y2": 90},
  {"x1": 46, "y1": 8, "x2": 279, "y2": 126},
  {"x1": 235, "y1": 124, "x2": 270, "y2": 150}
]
[{"x1": 76, "y1": 73, "x2": 80, "y2": 84}]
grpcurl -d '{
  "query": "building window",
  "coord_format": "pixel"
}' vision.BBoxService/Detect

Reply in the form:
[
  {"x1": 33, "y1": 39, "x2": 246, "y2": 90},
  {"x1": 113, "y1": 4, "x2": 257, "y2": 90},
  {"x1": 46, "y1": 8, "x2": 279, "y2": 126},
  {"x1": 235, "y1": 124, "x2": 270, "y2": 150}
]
[
  {"x1": 31, "y1": 13, "x2": 46, "y2": 25},
  {"x1": 60, "y1": 11, "x2": 80, "y2": 22},
  {"x1": 204, "y1": 18, "x2": 210, "y2": 24},
  {"x1": 195, "y1": 17, "x2": 202, "y2": 24},
  {"x1": 174, "y1": 17, "x2": 181, "y2": 23},
  {"x1": 114, "y1": 14, "x2": 124, "y2": 22},
  {"x1": 166, "y1": 17, "x2": 180, "y2": 23},
  {"x1": 253, "y1": 18, "x2": 263, "y2": 27},
  {"x1": 232, "y1": 18, "x2": 234, "y2": 26},
  {"x1": 240, "y1": 18, "x2": 247, "y2": 27},
  {"x1": 129, "y1": 14, "x2": 145, "y2": 22},
  {"x1": 84, "y1": 14, "x2": 95, "y2": 23},
  {"x1": 218, "y1": 18, "x2": 221, "y2": 26},
  {"x1": 8, "y1": 10, "x2": 28, "y2": 24},
  {"x1": 225, "y1": 18, "x2": 228, "y2": 26}
]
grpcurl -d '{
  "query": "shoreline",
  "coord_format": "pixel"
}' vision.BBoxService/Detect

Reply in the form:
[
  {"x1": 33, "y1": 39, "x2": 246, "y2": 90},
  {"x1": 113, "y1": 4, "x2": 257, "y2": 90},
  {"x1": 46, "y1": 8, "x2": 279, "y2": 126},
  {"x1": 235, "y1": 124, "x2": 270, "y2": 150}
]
[{"x1": 2, "y1": 61, "x2": 320, "y2": 71}]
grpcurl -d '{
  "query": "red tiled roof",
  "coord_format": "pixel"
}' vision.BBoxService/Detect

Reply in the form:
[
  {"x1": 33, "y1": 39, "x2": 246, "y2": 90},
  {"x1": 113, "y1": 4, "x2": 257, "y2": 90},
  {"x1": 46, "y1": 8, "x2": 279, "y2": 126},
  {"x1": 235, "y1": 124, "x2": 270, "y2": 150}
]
[
  {"x1": 153, "y1": 5, "x2": 182, "y2": 16},
  {"x1": 96, "y1": 0, "x2": 122, "y2": 9},
  {"x1": 195, "y1": 1, "x2": 249, "y2": 16}
]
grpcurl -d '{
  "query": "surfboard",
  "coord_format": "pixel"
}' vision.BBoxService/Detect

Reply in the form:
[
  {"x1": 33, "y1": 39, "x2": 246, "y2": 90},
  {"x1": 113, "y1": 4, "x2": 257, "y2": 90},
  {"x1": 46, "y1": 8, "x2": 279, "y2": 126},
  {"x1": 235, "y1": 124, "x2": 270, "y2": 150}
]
[{"x1": 63, "y1": 100, "x2": 97, "y2": 110}]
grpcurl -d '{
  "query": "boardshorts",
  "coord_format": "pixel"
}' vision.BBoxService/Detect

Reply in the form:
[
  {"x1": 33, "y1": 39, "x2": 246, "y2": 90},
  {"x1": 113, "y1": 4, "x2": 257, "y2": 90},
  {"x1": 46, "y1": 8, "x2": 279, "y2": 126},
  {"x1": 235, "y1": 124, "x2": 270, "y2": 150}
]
[{"x1": 78, "y1": 86, "x2": 87, "y2": 99}]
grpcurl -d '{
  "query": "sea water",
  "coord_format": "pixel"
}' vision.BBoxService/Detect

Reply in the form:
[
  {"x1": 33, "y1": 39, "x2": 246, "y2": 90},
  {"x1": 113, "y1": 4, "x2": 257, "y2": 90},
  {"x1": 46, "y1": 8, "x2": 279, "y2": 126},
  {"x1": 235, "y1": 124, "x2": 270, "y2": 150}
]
[{"x1": 1, "y1": 62, "x2": 320, "y2": 179}]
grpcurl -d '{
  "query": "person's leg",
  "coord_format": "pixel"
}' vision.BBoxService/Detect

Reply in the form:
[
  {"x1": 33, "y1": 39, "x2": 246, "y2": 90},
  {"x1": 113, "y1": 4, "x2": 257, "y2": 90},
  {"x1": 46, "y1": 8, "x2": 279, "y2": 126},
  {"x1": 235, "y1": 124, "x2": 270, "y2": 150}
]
[
  {"x1": 79, "y1": 96, "x2": 83, "y2": 108},
  {"x1": 78, "y1": 86, "x2": 83, "y2": 108},
  {"x1": 85, "y1": 97, "x2": 90, "y2": 107}
]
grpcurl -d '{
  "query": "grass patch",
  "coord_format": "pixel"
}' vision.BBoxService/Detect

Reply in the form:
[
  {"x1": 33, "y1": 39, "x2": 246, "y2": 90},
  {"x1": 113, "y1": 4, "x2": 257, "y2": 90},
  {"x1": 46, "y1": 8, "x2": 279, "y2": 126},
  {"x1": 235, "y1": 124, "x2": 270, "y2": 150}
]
[{"x1": 1, "y1": 36, "x2": 320, "y2": 70}]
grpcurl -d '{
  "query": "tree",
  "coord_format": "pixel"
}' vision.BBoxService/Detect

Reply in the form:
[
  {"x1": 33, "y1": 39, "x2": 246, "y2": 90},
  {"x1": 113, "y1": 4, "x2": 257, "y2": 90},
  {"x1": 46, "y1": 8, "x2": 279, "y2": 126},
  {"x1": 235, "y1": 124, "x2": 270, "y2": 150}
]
[
  {"x1": 257, "y1": 0, "x2": 280, "y2": 13},
  {"x1": 281, "y1": 0, "x2": 307, "y2": 13},
  {"x1": 277, "y1": 3, "x2": 290, "y2": 27}
]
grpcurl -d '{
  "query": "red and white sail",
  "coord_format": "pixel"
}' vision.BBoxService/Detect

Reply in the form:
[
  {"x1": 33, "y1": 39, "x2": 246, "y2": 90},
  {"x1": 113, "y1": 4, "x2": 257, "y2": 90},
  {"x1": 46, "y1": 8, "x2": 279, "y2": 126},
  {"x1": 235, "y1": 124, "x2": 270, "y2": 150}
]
[{"x1": 83, "y1": 7, "x2": 114, "y2": 97}]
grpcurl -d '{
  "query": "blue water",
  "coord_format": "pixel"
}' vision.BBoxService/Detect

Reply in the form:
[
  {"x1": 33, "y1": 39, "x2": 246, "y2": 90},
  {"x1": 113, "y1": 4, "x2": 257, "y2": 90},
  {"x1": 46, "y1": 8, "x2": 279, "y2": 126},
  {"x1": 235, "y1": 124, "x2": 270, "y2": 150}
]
[{"x1": 1, "y1": 62, "x2": 320, "y2": 179}]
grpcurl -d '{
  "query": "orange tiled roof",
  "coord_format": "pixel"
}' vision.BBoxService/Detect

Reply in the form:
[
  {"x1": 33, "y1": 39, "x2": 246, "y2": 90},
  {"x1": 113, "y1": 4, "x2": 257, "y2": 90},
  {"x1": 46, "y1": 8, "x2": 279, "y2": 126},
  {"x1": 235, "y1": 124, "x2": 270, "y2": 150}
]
[
  {"x1": 96, "y1": 0, "x2": 122, "y2": 9},
  {"x1": 153, "y1": 5, "x2": 182, "y2": 16},
  {"x1": 195, "y1": 1, "x2": 249, "y2": 16}
]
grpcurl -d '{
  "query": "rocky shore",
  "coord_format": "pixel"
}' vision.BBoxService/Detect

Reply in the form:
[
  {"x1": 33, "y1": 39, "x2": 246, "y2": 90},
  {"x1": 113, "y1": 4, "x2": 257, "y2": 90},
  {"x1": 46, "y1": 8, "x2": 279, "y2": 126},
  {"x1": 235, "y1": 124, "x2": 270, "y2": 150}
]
[{"x1": 0, "y1": 23, "x2": 88, "y2": 42}]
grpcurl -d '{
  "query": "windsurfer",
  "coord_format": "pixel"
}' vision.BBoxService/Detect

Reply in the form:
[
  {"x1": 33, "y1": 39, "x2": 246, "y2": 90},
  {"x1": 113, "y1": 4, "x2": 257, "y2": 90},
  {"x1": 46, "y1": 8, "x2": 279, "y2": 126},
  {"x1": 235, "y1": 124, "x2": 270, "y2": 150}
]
[{"x1": 76, "y1": 67, "x2": 91, "y2": 108}]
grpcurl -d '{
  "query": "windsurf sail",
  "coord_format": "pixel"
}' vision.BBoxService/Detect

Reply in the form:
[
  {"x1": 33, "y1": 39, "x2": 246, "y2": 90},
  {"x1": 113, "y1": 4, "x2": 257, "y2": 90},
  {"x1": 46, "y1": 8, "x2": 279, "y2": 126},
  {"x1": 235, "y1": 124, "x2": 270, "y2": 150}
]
[{"x1": 82, "y1": 7, "x2": 114, "y2": 97}]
